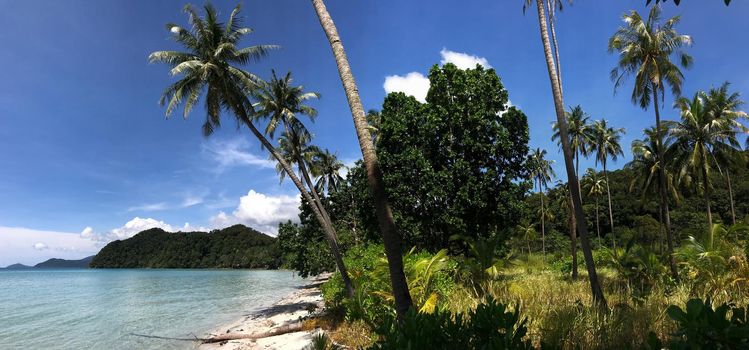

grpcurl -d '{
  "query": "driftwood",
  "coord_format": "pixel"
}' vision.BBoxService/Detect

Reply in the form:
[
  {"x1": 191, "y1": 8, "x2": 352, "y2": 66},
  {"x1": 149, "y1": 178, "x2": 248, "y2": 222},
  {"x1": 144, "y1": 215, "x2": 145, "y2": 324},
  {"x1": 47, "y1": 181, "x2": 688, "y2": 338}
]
[{"x1": 202, "y1": 322, "x2": 304, "y2": 343}]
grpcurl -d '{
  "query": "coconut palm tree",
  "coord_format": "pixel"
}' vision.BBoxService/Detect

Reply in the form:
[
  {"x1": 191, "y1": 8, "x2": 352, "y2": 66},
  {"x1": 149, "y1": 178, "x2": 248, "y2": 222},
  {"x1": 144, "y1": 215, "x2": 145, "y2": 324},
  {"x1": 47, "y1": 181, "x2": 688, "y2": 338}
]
[
  {"x1": 253, "y1": 70, "x2": 320, "y2": 140},
  {"x1": 528, "y1": 0, "x2": 605, "y2": 305},
  {"x1": 552, "y1": 106, "x2": 594, "y2": 178},
  {"x1": 147, "y1": 3, "x2": 357, "y2": 296},
  {"x1": 608, "y1": 5, "x2": 692, "y2": 280},
  {"x1": 703, "y1": 82, "x2": 749, "y2": 224},
  {"x1": 529, "y1": 148, "x2": 555, "y2": 261},
  {"x1": 553, "y1": 180, "x2": 578, "y2": 279},
  {"x1": 670, "y1": 91, "x2": 742, "y2": 233},
  {"x1": 592, "y1": 119, "x2": 625, "y2": 249},
  {"x1": 314, "y1": 149, "x2": 345, "y2": 195},
  {"x1": 582, "y1": 168, "x2": 606, "y2": 243},
  {"x1": 310, "y1": 0, "x2": 412, "y2": 316},
  {"x1": 517, "y1": 223, "x2": 538, "y2": 256}
]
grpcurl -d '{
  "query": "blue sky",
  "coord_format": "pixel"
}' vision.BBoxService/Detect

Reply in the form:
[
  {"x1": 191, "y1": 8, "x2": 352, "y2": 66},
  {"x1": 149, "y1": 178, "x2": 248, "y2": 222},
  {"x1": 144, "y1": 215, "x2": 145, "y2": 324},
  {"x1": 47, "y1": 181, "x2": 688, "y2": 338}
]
[{"x1": 0, "y1": 0, "x2": 747, "y2": 265}]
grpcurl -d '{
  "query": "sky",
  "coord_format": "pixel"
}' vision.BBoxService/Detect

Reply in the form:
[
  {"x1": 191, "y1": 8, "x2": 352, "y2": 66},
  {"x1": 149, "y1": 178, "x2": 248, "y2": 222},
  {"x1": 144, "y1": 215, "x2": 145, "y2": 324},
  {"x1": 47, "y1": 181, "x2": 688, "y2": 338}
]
[{"x1": 0, "y1": 0, "x2": 747, "y2": 266}]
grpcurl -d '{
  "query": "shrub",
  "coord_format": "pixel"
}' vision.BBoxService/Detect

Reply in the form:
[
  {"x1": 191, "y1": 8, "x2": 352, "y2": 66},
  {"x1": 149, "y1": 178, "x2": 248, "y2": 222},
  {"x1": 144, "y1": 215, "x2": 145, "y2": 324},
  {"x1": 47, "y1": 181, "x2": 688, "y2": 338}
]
[
  {"x1": 371, "y1": 297, "x2": 532, "y2": 350},
  {"x1": 646, "y1": 299, "x2": 749, "y2": 349}
]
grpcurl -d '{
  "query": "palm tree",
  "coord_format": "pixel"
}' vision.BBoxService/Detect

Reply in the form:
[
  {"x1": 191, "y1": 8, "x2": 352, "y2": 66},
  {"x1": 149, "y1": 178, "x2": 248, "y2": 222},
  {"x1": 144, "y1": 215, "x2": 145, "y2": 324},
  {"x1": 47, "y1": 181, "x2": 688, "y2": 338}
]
[
  {"x1": 524, "y1": 0, "x2": 570, "y2": 96},
  {"x1": 582, "y1": 168, "x2": 606, "y2": 243},
  {"x1": 553, "y1": 180, "x2": 578, "y2": 279},
  {"x1": 629, "y1": 127, "x2": 680, "y2": 253},
  {"x1": 608, "y1": 5, "x2": 692, "y2": 280},
  {"x1": 314, "y1": 149, "x2": 345, "y2": 195},
  {"x1": 592, "y1": 119, "x2": 625, "y2": 250},
  {"x1": 529, "y1": 0, "x2": 605, "y2": 305},
  {"x1": 529, "y1": 148, "x2": 555, "y2": 261},
  {"x1": 517, "y1": 223, "x2": 538, "y2": 256},
  {"x1": 253, "y1": 71, "x2": 336, "y2": 238},
  {"x1": 703, "y1": 82, "x2": 749, "y2": 224},
  {"x1": 552, "y1": 105, "x2": 594, "y2": 178},
  {"x1": 147, "y1": 4, "x2": 358, "y2": 296},
  {"x1": 366, "y1": 109, "x2": 382, "y2": 147},
  {"x1": 670, "y1": 91, "x2": 742, "y2": 233},
  {"x1": 310, "y1": 0, "x2": 412, "y2": 316}
]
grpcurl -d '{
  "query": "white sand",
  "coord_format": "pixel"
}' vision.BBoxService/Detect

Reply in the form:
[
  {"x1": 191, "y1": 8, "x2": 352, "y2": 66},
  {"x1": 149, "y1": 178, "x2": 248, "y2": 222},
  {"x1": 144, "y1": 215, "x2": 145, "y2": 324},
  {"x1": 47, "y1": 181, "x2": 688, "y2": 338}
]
[{"x1": 199, "y1": 274, "x2": 330, "y2": 350}]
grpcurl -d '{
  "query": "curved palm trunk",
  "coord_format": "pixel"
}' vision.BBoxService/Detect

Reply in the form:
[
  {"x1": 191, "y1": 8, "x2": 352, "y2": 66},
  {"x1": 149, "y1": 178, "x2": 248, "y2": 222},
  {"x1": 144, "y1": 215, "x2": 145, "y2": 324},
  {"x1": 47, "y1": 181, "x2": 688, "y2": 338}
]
[
  {"x1": 652, "y1": 87, "x2": 679, "y2": 281},
  {"x1": 536, "y1": 0, "x2": 606, "y2": 307},
  {"x1": 243, "y1": 115, "x2": 354, "y2": 298},
  {"x1": 595, "y1": 196, "x2": 601, "y2": 241},
  {"x1": 727, "y1": 170, "x2": 736, "y2": 225},
  {"x1": 603, "y1": 162, "x2": 616, "y2": 254},
  {"x1": 535, "y1": 0, "x2": 605, "y2": 306},
  {"x1": 546, "y1": 0, "x2": 563, "y2": 98},
  {"x1": 539, "y1": 178, "x2": 546, "y2": 263},
  {"x1": 299, "y1": 159, "x2": 336, "y2": 240},
  {"x1": 568, "y1": 193, "x2": 578, "y2": 280},
  {"x1": 311, "y1": 0, "x2": 413, "y2": 317},
  {"x1": 702, "y1": 164, "x2": 713, "y2": 233}
]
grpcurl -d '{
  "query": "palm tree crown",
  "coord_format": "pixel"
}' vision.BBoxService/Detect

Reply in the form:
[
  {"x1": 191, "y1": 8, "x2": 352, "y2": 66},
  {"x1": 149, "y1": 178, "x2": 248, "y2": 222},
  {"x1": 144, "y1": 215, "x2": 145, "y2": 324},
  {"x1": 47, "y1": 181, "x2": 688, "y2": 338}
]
[
  {"x1": 254, "y1": 70, "x2": 321, "y2": 139},
  {"x1": 608, "y1": 5, "x2": 693, "y2": 109},
  {"x1": 148, "y1": 3, "x2": 277, "y2": 135},
  {"x1": 552, "y1": 105, "x2": 594, "y2": 173},
  {"x1": 529, "y1": 148, "x2": 556, "y2": 190},
  {"x1": 592, "y1": 119, "x2": 625, "y2": 169},
  {"x1": 314, "y1": 149, "x2": 345, "y2": 195}
]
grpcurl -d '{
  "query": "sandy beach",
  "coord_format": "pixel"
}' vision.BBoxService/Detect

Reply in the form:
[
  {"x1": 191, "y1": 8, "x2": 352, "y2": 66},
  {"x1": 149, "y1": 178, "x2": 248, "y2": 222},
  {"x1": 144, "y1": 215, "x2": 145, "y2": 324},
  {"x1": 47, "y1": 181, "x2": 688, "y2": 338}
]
[{"x1": 199, "y1": 273, "x2": 330, "y2": 350}]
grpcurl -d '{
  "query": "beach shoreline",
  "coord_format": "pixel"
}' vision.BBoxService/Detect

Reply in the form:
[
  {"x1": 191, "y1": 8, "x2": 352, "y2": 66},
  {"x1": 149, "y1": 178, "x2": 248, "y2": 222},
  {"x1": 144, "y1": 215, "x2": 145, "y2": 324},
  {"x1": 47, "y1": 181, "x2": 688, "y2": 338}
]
[{"x1": 198, "y1": 273, "x2": 330, "y2": 350}]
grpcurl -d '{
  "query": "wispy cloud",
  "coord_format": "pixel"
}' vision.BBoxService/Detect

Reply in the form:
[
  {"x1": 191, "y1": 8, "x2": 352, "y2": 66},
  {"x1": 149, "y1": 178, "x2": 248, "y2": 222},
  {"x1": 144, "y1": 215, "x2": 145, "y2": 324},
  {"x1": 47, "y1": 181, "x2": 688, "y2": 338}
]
[
  {"x1": 202, "y1": 138, "x2": 275, "y2": 173},
  {"x1": 127, "y1": 202, "x2": 169, "y2": 212}
]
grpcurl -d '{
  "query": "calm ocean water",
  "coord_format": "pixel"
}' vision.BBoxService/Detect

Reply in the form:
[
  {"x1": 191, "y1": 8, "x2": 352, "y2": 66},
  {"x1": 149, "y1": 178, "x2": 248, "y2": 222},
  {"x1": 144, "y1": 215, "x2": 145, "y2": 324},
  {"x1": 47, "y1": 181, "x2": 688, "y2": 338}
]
[{"x1": 0, "y1": 269, "x2": 306, "y2": 349}]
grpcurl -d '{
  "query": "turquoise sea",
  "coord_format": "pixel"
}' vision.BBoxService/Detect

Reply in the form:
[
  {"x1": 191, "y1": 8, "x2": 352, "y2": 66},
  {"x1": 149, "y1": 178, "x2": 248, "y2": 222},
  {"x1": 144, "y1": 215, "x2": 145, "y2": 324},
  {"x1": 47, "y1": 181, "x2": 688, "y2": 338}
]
[{"x1": 0, "y1": 269, "x2": 306, "y2": 349}]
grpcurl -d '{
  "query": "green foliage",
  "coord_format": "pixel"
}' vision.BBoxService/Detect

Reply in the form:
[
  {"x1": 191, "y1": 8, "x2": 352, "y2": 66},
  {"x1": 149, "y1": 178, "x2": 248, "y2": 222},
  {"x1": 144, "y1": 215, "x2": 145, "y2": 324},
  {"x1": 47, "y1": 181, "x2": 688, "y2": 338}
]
[
  {"x1": 371, "y1": 297, "x2": 532, "y2": 350},
  {"x1": 605, "y1": 241, "x2": 668, "y2": 300},
  {"x1": 90, "y1": 224, "x2": 279, "y2": 268},
  {"x1": 376, "y1": 63, "x2": 529, "y2": 250},
  {"x1": 322, "y1": 244, "x2": 456, "y2": 326},
  {"x1": 660, "y1": 299, "x2": 749, "y2": 349}
]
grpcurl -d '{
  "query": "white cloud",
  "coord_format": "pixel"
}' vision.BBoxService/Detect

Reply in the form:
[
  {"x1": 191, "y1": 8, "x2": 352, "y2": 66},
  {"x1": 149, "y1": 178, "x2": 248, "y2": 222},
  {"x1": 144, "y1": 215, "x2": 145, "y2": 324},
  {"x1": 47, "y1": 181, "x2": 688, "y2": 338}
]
[
  {"x1": 127, "y1": 202, "x2": 169, "y2": 212},
  {"x1": 81, "y1": 217, "x2": 209, "y2": 245},
  {"x1": 439, "y1": 48, "x2": 492, "y2": 69},
  {"x1": 181, "y1": 195, "x2": 204, "y2": 208},
  {"x1": 383, "y1": 72, "x2": 431, "y2": 103},
  {"x1": 0, "y1": 227, "x2": 100, "y2": 266},
  {"x1": 202, "y1": 138, "x2": 275, "y2": 173},
  {"x1": 210, "y1": 190, "x2": 300, "y2": 235},
  {"x1": 383, "y1": 48, "x2": 492, "y2": 103}
]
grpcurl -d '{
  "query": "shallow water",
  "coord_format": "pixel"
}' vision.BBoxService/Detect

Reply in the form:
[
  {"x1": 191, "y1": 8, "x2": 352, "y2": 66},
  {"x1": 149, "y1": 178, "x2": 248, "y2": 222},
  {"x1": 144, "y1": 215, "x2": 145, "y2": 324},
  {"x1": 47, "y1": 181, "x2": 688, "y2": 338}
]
[{"x1": 0, "y1": 269, "x2": 305, "y2": 349}]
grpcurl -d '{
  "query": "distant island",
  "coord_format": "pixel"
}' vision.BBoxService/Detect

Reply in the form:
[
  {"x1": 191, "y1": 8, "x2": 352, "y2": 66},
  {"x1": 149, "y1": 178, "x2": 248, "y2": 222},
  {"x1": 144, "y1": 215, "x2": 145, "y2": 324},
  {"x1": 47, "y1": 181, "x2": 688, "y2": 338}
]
[
  {"x1": 90, "y1": 224, "x2": 281, "y2": 269},
  {"x1": 3, "y1": 256, "x2": 94, "y2": 269}
]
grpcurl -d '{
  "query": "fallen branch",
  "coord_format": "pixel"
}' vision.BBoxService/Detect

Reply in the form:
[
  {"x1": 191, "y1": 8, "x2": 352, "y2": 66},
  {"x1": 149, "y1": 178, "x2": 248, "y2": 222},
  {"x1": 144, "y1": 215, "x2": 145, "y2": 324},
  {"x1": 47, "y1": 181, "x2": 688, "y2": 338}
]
[{"x1": 202, "y1": 322, "x2": 304, "y2": 343}]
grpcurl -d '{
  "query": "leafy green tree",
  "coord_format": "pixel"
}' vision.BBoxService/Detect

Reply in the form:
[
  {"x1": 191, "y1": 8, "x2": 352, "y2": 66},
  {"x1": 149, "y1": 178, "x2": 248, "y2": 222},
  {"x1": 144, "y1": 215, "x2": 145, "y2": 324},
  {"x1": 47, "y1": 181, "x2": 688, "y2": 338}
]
[
  {"x1": 592, "y1": 119, "x2": 625, "y2": 243},
  {"x1": 517, "y1": 223, "x2": 538, "y2": 256},
  {"x1": 376, "y1": 63, "x2": 529, "y2": 251},
  {"x1": 529, "y1": 148, "x2": 555, "y2": 260},
  {"x1": 527, "y1": 0, "x2": 605, "y2": 305},
  {"x1": 552, "y1": 180, "x2": 578, "y2": 279},
  {"x1": 311, "y1": 0, "x2": 412, "y2": 317},
  {"x1": 669, "y1": 91, "x2": 743, "y2": 233},
  {"x1": 148, "y1": 3, "x2": 354, "y2": 296},
  {"x1": 608, "y1": 5, "x2": 693, "y2": 280}
]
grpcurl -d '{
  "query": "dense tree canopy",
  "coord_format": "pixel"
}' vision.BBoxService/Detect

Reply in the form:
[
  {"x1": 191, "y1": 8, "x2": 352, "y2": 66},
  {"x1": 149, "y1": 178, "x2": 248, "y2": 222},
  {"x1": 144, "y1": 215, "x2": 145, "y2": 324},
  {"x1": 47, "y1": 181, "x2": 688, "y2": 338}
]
[
  {"x1": 375, "y1": 64, "x2": 530, "y2": 251},
  {"x1": 90, "y1": 225, "x2": 280, "y2": 268}
]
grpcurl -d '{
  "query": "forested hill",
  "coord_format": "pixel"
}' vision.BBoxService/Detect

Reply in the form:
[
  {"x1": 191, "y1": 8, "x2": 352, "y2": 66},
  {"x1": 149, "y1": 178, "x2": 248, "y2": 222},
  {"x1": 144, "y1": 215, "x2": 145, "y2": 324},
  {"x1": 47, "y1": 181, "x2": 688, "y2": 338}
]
[{"x1": 90, "y1": 224, "x2": 281, "y2": 268}]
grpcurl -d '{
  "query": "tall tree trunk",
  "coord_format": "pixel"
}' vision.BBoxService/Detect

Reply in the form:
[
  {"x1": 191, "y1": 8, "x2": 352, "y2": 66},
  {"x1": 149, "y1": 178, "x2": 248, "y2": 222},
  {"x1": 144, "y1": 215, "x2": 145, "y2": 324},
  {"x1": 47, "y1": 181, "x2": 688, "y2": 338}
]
[
  {"x1": 546, "y1": 0, "x2": 563, "y2": 98},
  {"x1": 595, "y1": 196, "x2": 601, "y2": 241},
  {"x1": 311, "y1": 0, "x2": 413, "y2": 317},
  {"x1": 727, "y1": 170, "x2": 736, "y2": 225},
  {"x1": 242, "y1": 115, "x2": 354, "y2": 297},
  {"x1": 535, "y1": 0, "x2": 605, "y2": 306},
  {"x1": 603, "y1": 162, "x2": 616, "y2": 254},
  {"x1": 568, "y1": 193, "x2": 578, "y2": 280},
  {"x1": 299, "y1": 160, "x2": 336, "y2": 240},
  {"x1": 652, "y1": 86, "x2": 679, "y2": 281},
  {"x1": 539, "y1": 178, "x2": 546, "y2": 263},
  {"x1": 659, "y1": 205, "x2": 665, "y2": 255},
  {"x1": 702, "y1": 164, "x2": 713, "y2": 234}
]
